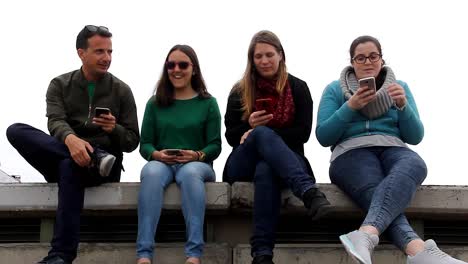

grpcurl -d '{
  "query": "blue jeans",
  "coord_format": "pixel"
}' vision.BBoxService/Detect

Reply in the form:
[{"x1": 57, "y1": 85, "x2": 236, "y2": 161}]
[
  {"x1": 223, "y1": 126, "x2": 316, "y2": 257},
  {"x1": 136, "y1": 160, "x2": 216, "y2": 259},
  {"x1": 330, "y1": 146, "x2": 427, "y2": 250},
  {"x1": 6, "y1": 123, "x2": 121, "y2": 262}
]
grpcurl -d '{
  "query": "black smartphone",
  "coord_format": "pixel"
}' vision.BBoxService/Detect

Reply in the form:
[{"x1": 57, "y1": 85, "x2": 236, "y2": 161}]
[
  {"x1": 358, "y1": 77, "x2": 376, "y2": 93},
  {"x1": 165, "y1": 149, "x2": 183, "y2": 156},
  {"x1": 94, "y1": 107, "x2": 111, "y2": 117}
]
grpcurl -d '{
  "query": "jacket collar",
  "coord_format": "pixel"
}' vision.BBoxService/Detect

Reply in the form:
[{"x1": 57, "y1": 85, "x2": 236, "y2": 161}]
[{"x1": 74, "y1": 68, "x2": 112, "y2": 89}]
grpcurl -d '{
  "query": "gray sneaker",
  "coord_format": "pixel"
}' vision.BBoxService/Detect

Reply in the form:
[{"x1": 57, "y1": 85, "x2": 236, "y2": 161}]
[
  {"x1": 339, "y1": 230, "x2": 379, "y2": 264},
  {"x1": 407, "y1": 239, "x2": 467, "y2": 264},
  {"x1": 91, "y1": 148, "x2": 116, "y2": 177}
]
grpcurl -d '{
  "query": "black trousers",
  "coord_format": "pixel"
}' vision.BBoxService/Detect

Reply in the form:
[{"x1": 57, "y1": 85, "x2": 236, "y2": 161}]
[{"x1": 6, "y1": 123, "x2": 121, "y2": 262}]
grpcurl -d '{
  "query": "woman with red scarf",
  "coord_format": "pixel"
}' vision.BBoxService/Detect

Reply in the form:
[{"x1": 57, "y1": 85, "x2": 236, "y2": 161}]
[{"x1": 223, "y1": 30, "x2": 331, "y2": 264}]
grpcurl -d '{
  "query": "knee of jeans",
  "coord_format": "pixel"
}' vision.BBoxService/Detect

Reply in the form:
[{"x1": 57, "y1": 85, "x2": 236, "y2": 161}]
[
  {"x1": 406, "y1": 156, "x2": 428, "y2": 184},
  {"x1": 250, "y1": 126, "x2": 275, "y2": 140},
  {"x1": 140, "y1": 161, "x2": 171, "y2": 183},
  {"x1": 176, "y1": 162, "x2": 214, "y2": 184},
  {"x1": 6, "y1": 123, "x2": 25, "y2": 144}
]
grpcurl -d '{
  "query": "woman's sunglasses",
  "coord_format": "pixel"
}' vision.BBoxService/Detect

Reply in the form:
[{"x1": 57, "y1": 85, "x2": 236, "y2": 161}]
[{"x1": 166, "y1": 61, "x2": 192, "y2": 70}]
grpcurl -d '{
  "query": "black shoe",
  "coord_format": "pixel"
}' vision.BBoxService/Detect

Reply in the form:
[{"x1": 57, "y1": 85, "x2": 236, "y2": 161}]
[
  {"x1": 36, "y1": 255, "x2": 71, "y2": 264},
  {"x1": 252, "y1": 255, "x2": 274, "y2": 264},
  {"x1": 90, "y1": 147, "x2": 116, "y2": 177},
  {"x1": 303, "y1": 188, "x2": 332, "y2": 220}
]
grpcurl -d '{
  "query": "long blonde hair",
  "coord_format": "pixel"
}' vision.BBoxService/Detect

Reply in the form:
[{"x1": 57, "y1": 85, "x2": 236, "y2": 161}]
[{"x1": 238, "y1": 30, "x2": 288, "y2": 120}]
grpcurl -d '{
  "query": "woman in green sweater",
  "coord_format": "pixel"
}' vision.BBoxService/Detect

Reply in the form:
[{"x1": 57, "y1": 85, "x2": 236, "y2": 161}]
[{"x1": 136, "y1": 45, "x2": 221, "y2": 264}]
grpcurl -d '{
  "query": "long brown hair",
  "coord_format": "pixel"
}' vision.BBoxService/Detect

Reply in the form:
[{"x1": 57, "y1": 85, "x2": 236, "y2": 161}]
[
  {"x1": 237, "y1": 30, "x2": 288, "y2": 120},
  {"x1": 154, "y1": 44, "x2": 211, "y2": 107}
]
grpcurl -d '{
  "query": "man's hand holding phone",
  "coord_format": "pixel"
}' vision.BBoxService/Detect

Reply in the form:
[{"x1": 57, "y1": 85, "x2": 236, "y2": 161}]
[
  {"x1": 93, "y1": 107, "x2": 116, "y2": 133},
  {"x1": 348, "y1": 77, "x2": 377, "y2": 110},
  {"x1": 249, "y1": 98, "x2": 274, "y2": 128}
]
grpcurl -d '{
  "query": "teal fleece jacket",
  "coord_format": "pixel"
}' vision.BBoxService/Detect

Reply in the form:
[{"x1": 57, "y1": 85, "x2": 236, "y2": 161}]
[{"x1": 316, "y1": 80, "x2": 424, "y2": 148}]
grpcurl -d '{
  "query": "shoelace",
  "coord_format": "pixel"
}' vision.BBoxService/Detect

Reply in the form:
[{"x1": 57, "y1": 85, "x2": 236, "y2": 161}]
[{"x1": 427, "y1": 246, "x2": 450, "y2": 258}]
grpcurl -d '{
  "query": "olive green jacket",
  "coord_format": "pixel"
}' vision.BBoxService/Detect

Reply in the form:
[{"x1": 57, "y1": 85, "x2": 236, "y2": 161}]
[{"x1": 46, "y1": 69, "x2": 140, "y2": 156}]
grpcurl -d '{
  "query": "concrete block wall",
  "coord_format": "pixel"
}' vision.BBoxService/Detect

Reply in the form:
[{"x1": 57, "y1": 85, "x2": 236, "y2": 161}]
[
  {"x1": 0, "y1": 243, "x2": 231, "y2": 264},
  {"x1": 1, "y1": 182, "x2": 468, "y2": 263},
  {"x1": 234, "y1": 244, "x2": 468, "y2": 264}
]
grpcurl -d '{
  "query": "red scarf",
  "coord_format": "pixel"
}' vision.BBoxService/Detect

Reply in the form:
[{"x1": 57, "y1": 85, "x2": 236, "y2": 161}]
[{"x1": 256, "y1": 77, "x2": 295, "y2": 128}]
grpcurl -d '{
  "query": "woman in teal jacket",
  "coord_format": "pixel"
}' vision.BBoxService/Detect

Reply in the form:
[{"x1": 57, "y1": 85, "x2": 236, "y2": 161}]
[{"x1": 316, "y1": 35, "x2": 466, "y2": 264}]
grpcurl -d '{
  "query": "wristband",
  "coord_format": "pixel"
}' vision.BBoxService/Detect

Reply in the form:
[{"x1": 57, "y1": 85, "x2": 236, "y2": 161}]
[{"x1": 197, "y1": 151, "x2": 206, "y2": 162}]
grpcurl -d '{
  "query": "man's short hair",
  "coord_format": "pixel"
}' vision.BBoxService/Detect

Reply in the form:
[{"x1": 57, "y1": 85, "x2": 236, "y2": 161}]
[{"x1": 76, "y1": 25, "x2": 112, "y2": 50}]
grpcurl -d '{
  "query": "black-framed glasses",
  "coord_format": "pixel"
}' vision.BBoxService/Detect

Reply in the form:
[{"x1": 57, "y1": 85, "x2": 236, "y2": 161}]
[
  {"x1": 166, "y1": 61, "x2": 192, "y2": 70},
  {"x1": 85, "y1": 25, "x2": 109, "y2": 33},
  {"x1": 352, "y1": 53, "x2": 382, "y2": 64}
]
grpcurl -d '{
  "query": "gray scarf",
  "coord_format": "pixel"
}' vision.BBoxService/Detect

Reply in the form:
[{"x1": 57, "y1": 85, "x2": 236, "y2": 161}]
[{"x1": 340, "y1": 66, "x2": 396, "y2": 119}]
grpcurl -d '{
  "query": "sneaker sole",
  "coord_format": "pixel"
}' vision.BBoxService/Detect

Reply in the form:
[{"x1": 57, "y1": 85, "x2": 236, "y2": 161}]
[
  {"x1": 339, "y1": 234, "x2": 368, "y2": 264},
  {"x1": 99, "y1": 155, "x2": 116, "y2": 177}
]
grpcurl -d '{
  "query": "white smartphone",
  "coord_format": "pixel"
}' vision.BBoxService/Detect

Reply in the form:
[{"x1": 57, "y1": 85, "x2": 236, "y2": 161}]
[{"x1": 358, "y1": 77, "x2": 376, "y2": 93}]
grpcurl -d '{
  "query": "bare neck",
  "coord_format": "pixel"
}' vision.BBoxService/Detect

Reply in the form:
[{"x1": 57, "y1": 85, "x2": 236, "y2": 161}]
[{"x1": 174, "y1": 86, "x2": 197, "y2": 100}]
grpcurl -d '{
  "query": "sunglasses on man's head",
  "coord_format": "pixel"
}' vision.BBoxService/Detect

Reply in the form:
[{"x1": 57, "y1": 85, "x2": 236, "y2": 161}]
[
  {"x1": 85, "y1": 25, "x2": 109, "y2": 33},
  {"x1": 166, "y1": 61, "x2": 192, "y2": 70}
]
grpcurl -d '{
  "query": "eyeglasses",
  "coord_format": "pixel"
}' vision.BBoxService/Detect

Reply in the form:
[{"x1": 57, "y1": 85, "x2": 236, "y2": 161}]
[
  {"x1": 352, "y1": 53, "x2": 382, "y2": 64},
  {"x1": 85, "y1": 25, "x2": 109, "y2": 33},
  {"x1": 166, "y1": 61, "x2": 192, "y2": 70}
]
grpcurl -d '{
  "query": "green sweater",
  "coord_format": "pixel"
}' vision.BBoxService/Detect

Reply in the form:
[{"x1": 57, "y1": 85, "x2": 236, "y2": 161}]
[{"x1": 140, "y1": 96, "x2": 222, "y2": 163}]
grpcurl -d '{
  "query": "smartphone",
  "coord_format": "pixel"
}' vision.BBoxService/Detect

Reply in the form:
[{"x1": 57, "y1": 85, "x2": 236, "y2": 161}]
[
  {"x1": 358, "y1": 77, "x2": 376, "y2": 93},
  {"x1": 255, "y1": 98, "x2": 274, "y2": 114},
  {"x1": 165, "y1": 149, "x2": 183, "y2": 156},
  {"x1": 94, "y1": 107, "x2": 111, "y2": 117}
]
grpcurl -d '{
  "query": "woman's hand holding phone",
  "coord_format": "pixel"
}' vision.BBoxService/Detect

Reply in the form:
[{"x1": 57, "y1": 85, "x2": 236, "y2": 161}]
[
  {"x1": 154, "y1": 149, "x2": 199, "y2": 164},
  {"x1": 153, "y1": 150, "x2": 177, "y2": 164},
  {"x1": 173, "y1": 150, "x2": 199, "y2": 163},
  {"x1": 348, "y1": 77, "x2": 377, "y2": 110},
  {"x1": 249, "y1": 110, "x2": 273, "y2": 128},
  {"x1": 249, "y1": 98, "x2": 274, "y2": 128}
]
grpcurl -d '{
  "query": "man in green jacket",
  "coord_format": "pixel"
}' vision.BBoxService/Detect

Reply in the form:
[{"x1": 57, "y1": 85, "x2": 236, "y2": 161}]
[{"x1": 6, "y1": 25, "x2": 140, "y2": 264}]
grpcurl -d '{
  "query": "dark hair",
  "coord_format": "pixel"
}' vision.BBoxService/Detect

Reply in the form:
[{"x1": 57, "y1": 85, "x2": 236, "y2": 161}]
[
  {"x1": 76, "y1": 25, "x2": 112, "y2": 50},
  {"x1": 349, "y1": 35, "x2": 384, "y2": 64},
  {"x1": 154, "y1": 44, "x2": 211, "y2": 107}
]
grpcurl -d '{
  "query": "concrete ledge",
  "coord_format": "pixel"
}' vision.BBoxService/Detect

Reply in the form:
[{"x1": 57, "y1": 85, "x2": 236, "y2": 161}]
[
  {"x1": 0, "y1": 243, "x2": 231, "y2": 264},
  {"x1": 234, "y1": 244, "x2": 468, "y2": 264},
  {"x1": 0, "y1": 182, "x2": 230, "y2": 215},
  {"x1": 2, "y1": 182, "x2": 468, "y2": 217},
  {"x1": 231, "y1": 182, "x2": 468, "y2": 218}
]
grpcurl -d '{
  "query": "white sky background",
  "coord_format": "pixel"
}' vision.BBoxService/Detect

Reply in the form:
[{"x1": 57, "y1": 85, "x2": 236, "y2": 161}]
[{"x1": 1, "y1": 0, "x2": 467, "y2": 185}]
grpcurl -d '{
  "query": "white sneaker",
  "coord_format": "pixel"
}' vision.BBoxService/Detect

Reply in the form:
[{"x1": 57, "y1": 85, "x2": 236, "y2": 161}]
[
  {"x1": 339, "y1": 230, "x2": 379, "y2": 264},
  {"x1": 407, "y1": 239, "x2": 467, "y2": 264}
]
